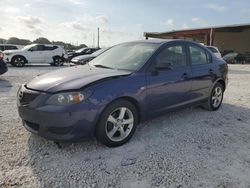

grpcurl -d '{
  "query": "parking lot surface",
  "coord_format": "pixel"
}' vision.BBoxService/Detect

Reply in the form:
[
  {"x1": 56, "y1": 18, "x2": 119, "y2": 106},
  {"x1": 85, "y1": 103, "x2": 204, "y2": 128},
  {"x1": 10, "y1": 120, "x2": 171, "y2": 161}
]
[{"x1": 0, "y1": 64, "x2": 250, "y2": 188}]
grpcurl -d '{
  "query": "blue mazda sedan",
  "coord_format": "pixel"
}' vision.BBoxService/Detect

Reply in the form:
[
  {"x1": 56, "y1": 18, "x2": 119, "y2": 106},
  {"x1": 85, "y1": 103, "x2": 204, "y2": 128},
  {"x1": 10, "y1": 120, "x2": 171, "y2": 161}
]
[{"x1": 17, "y1": 40, "x2": 228, "y2": 147}]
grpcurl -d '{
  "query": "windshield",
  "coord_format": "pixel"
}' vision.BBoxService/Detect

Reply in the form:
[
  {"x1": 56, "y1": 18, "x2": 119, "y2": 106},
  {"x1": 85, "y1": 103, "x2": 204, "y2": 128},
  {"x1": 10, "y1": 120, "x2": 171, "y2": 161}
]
[
  {"x1": 223, "y1": 53, "x2": 238, "y2": 60},
  {"x1": 92, "y1": 48, "x2": 109, "y2": 56},
  {"x1": 22, "y1": 44, "x2": 36, "y2": 50},
  {"x1": 76, "y1": 48, "x2": 87, "y2": 53},
  {"x1": 90, "y1": 43, "x2": 159, "y2": 71}
]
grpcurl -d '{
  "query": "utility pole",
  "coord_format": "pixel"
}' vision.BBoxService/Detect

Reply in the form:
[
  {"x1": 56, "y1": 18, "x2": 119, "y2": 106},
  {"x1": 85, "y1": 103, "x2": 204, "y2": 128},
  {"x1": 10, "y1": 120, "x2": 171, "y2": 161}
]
[
  {"x1": 93, "y1": 33, "x2": 95, "y2": 48},
  {"x1": 97, "y1": 27, "x2": 100, "y2": 48}
]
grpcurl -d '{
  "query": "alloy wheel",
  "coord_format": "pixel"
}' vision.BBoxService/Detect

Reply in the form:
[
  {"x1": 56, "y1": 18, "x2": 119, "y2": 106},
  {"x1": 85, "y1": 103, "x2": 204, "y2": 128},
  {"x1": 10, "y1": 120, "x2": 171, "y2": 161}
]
[
  {"x1": 54, "y1": 57, "x2": 63, "y2": 66},
  {"x1": 14, "y1": 57, "x2": 25, "y2": 67},
  {"x1": 105, "y1": 107, "x2": 134, "y2": 142},
  {"x1": 212, "y1": 86, "x2": 223, "y2": 108}
]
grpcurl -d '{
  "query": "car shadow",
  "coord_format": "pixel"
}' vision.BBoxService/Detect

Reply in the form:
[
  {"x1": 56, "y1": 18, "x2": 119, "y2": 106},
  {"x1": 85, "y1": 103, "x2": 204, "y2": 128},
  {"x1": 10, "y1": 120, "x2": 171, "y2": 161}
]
[
  {"x1": 0, "y1": 78, "x2": 12, "y2": 92},
  {"x1": 26, "y1": 103, "x2": 250, "y2": 187}
]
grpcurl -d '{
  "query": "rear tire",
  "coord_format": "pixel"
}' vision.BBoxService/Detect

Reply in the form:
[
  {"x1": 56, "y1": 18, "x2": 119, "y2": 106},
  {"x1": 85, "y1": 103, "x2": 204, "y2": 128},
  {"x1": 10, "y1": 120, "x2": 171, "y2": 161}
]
[
  {"x1": 96, "y1": 99, "x2": 138, "y2": 147},
  {"x1": 203, "y1": 83, "x2": 224, "y2": 111},
  {"x1": 11, "y1": 56, "x2": 26, "y2": 67},
  {"x1": 53, "y1": 56, "x2": 64, "y2": 66}
]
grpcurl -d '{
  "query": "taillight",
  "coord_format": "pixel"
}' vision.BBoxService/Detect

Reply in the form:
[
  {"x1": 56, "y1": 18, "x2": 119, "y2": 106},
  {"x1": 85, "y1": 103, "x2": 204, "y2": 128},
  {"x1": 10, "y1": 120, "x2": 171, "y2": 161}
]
[{"x1": 0, "y1": 52, "x2": 4, "y2": 60}]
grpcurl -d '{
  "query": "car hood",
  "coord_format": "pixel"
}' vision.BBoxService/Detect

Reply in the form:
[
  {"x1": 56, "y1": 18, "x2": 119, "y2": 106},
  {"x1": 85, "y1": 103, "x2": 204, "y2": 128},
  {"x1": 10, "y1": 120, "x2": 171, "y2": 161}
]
[
  {"x1": 73, "y1": 54, "x2": 94, "y2": 61},
  {"x1": 4, "y1": 49, "x2": 23, "y2": 54},
  {"x1": 26, "y1": 65, "x2": 132, "y2": 93}
]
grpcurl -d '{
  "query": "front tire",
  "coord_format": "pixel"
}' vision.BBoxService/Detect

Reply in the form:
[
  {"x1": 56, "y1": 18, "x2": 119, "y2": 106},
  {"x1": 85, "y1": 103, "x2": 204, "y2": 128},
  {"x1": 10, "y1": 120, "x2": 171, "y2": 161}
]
[
  {"x1": 96, "y1": 99, "x2": 138, "y2": 147},
  {"x1": 11, "y1": 56, "x2": 26, "y2": 67},
  {"x1": 203, "y1": 83, "x2": 224, "y2": 111}
]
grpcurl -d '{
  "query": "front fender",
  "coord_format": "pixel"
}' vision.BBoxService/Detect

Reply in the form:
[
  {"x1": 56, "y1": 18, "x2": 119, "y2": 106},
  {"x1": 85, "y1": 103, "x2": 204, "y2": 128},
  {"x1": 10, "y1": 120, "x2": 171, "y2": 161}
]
[{"x1": 87, "y1": 73, "x2": 147, "y2": 121}]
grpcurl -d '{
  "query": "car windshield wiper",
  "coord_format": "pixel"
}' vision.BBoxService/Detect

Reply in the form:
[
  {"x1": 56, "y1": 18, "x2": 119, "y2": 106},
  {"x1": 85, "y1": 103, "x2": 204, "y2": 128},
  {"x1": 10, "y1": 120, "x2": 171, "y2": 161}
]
[{"x1": 94, "y1": 64, "x2": 113, "y2": 69}]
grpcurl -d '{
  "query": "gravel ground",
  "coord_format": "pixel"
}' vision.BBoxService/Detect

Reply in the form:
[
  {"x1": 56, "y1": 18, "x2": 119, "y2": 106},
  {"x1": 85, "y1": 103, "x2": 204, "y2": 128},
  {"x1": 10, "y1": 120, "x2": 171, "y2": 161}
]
[{"x1": 0, "y1": 64, "x2": 250, "y2": 188}]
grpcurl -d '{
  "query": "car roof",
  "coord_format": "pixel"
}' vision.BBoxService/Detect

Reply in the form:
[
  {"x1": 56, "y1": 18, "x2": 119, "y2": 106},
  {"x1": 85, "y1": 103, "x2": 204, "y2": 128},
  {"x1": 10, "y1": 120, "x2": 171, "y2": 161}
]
[
  {"x1": 125, "y1": 39, "x2": 204, "y2": 46},
  {"x1": 128, "y1": 39, "x2": 174, "y2": 44},
  {"x1": 0, "y1": 44, "x2": 18, "y2": 46},
  {"x1": 32, "y1": 43, "x2": 61, "y2": 47}
]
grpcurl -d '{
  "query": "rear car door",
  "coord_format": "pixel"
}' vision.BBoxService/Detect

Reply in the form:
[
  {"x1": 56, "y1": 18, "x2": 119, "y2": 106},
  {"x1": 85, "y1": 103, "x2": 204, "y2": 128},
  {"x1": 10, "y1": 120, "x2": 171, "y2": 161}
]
[
  {"x1": 44, "y1": 45, "x2": 58, "y2": 63},
  {"x1": 188, "y1": 44, "x2": 216, "y2": 101},
  {"x1": 146, "y1": 42, "x2": 192, "y2": 114}
]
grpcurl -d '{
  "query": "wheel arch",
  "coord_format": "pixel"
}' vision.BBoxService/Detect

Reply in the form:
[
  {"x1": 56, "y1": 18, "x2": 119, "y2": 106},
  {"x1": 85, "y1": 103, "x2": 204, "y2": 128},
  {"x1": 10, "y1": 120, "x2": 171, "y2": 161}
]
[
  {"x1": 52, "y1": 55, "x2": 61, "y2": 59},
  {"x1": 217, "y1": 79, "x2": 225, "y2": 91},
  {"x1": 11, "y1": 55, "x2": 28, "y2": 64},
  {"x1": 94, "y1": 96, "x2": 141, "y2": 135},
  {"x1": 115, "y1": 96, "x2": 141, "y2": 123}
]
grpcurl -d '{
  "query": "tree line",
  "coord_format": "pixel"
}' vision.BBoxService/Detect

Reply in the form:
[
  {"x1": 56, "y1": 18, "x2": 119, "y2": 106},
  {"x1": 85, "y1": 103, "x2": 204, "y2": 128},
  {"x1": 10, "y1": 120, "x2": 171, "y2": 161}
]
[{"x1": 0, "y1": 37, "x2": 87, "y2": 50}]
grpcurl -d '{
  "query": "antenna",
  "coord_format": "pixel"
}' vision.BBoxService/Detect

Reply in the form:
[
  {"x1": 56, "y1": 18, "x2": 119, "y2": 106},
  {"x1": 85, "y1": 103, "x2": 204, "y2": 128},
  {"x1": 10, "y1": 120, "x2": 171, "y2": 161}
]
[{"x1": 93, "y1": 33, "x2": 95, "y2": 47}]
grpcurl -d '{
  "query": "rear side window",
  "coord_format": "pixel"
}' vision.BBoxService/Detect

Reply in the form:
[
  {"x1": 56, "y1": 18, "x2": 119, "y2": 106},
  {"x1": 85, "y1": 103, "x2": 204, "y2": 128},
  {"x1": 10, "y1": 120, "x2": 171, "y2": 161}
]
[
  {"x1": 44, "y1": 46, "x2": 58, "y2": 51},
  {"x1": 5, "y1": 46, "x2": 18, "y2": 50},
  {"x1": 156, "y1": 45, "x2": 187, "y2": 68},
  {"x1": 189, "y1": 45, "x2": 209, "y2": 65}
]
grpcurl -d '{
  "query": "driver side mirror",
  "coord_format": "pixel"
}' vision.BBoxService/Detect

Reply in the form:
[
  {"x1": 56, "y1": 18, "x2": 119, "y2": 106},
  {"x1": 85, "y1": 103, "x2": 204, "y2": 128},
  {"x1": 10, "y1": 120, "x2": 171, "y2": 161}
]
[{"x1": 28, "y1": 48, "x2": 34, "y2": 52}]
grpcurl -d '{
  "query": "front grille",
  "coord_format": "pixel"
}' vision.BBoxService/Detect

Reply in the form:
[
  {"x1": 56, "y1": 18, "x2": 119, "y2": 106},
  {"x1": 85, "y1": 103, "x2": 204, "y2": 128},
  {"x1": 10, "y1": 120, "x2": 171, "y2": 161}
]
[
  {"x1": 48, "y1": 126, "x2": 73, "y2": 135},
  {"x1": 18, "y1": 88, "x2": 40, "y2": 105}
]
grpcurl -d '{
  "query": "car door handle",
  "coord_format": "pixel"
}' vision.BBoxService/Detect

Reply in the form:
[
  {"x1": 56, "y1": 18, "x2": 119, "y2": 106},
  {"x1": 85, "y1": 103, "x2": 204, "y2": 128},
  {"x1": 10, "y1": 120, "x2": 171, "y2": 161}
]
[{"x1": 182, "y1": 73, "x2": 189, "y2": 79}]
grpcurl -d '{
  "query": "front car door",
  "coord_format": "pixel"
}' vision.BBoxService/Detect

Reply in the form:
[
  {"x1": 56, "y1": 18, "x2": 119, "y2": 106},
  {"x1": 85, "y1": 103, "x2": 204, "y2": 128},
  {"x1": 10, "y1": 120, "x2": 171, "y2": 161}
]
[
  {"x1": 187, "y1": 44, "x2": 216, "y2": 101},
  {"x1": 27, "y1": 45, "x2": 45, "y2": 64},
  {"x1": 146, "y1": 42, "x2": 192, "y2": 114}
]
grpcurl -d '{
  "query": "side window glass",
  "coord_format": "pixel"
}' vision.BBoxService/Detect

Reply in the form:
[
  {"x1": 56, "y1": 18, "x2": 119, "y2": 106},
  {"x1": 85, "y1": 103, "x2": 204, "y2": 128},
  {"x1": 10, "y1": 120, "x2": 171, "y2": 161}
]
[
  {"x1": 6, "y1": 46, "x2": 17, "y2": 50},
  {"x1": 156, "y1": 45, "x2": 187, "y2": 69},
  {"x1": 189, "y1": 45, "x2": 208, "y2": 65},
  {"x1": 86, "y1": 49, "x2": 91, "y2": 53},
  {"x1": 29, "y1": 45, "x2": 44, "y2": 51},
  {"x1": 30, "y1": 45, "x2": 38, "y2": 51},
  {"x1": 37, "y1": 45, "x2": 44, "y2": 51},
  {"x1": 44, "y1": 46, "x2": 58, "y2": 51},
  {"x1": 206, "y1": 51, "x2": 212, "y2": 63}
]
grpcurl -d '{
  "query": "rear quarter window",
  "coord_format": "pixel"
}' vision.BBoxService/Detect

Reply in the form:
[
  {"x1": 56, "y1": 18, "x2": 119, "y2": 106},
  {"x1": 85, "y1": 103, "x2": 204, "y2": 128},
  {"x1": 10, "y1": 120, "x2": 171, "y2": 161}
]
[
  {"x1": 189, "y1": 45, "x2": 209, "y2": 65},
  {"x1": 207, "y1": 47, "x2": 219, "y2": 53}
]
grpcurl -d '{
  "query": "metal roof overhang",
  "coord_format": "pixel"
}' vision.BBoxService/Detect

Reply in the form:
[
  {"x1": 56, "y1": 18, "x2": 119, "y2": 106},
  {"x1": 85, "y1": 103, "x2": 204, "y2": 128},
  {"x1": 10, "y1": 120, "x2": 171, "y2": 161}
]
[{"x1": 144, "y1": 23, "x2": 250, "y2": 39}]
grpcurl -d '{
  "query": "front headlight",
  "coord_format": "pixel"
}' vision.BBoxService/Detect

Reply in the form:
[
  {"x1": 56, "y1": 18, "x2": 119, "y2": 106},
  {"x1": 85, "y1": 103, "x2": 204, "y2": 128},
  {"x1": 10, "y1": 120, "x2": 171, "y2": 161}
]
[
  {"x1": 46, "y1": 91, "x2": 91, "y2": 105},
  {"x1": 72, "y1": 58, "x2": 78, "y2": 62}
]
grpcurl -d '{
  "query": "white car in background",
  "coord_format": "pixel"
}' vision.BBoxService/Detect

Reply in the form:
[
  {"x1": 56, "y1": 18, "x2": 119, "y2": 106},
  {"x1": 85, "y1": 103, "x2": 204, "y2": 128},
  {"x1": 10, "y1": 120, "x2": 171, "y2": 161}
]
[
  {"x1": 3, "y1": 44, "x2": 67, "y2": 67},
  {"x1": 206, "y1": 46, "x2": 222, "y2": 58}
]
